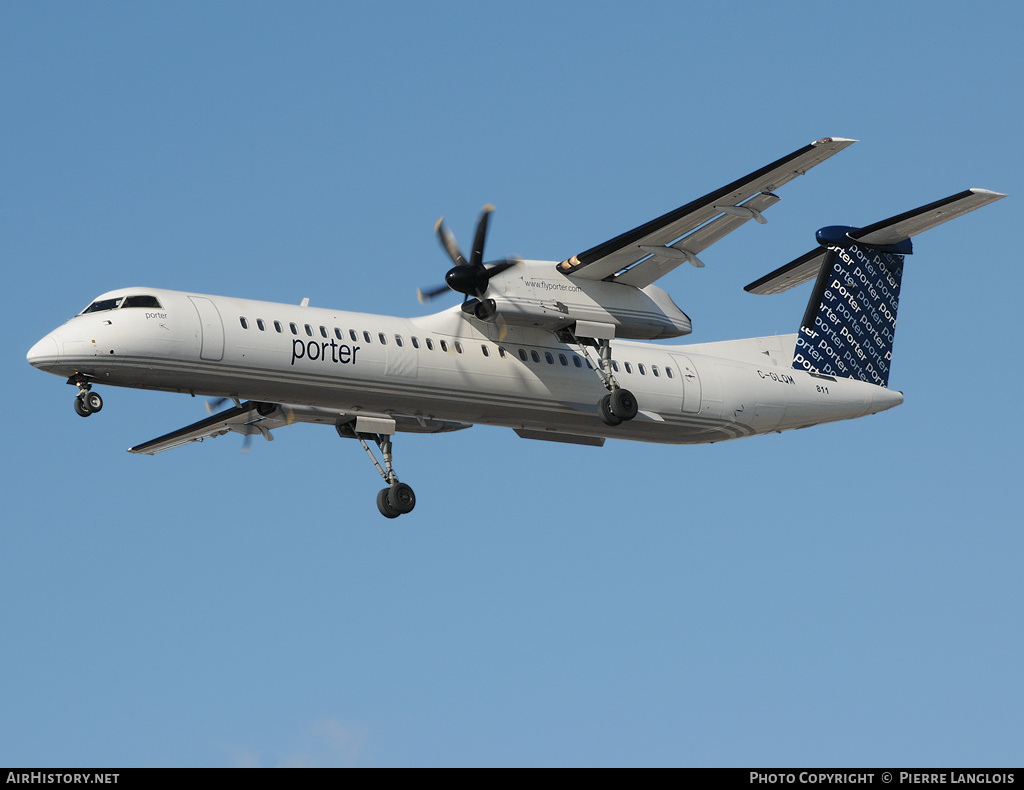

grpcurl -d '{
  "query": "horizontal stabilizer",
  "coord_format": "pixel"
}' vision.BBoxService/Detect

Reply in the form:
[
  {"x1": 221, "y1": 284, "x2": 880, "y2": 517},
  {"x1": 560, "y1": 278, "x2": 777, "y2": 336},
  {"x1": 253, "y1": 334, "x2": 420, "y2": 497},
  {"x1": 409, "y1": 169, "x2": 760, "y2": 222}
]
[
  {"x1": 746, "y1": 188, "x2": 1006, "y2": 295},
  {"x1": 851, "y1": 188, "x2": 1005, "y2": 246},
  {"x1": 744, "y1": 248, "x2": 829, "y2": 295}
]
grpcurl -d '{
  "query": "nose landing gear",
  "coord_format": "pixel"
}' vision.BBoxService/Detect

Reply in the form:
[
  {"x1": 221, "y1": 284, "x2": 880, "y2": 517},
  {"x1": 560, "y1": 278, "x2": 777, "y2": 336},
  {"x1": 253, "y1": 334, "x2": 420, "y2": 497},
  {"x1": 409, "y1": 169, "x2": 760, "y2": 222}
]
[{"x1": 69, "y1": 376, "x2": 102, "y2": 417}]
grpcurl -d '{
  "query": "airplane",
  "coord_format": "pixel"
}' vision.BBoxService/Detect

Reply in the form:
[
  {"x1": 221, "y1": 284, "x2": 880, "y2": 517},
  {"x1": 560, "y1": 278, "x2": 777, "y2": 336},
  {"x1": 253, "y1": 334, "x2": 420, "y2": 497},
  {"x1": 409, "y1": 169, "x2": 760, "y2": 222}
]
[{"x1": 26, "y1": 137, "x2": 1005, "y2": 518}]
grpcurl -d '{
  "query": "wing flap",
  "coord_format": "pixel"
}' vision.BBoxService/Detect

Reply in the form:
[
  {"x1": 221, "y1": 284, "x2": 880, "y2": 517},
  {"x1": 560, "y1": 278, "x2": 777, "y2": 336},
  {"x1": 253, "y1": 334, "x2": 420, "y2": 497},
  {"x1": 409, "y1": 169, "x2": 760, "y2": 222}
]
[
  {"x1": 558, "y1": 137, "x2": 854, "y2": 283},
  {"x1": 615, "y1": 192, "x2": 781, "y2": 288}
]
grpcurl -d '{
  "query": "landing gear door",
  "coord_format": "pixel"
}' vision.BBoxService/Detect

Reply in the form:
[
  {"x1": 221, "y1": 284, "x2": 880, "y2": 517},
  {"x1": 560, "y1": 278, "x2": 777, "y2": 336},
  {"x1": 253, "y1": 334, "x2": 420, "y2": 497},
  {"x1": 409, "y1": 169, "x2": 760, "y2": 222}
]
[{"x1": 670, "y1": 353, "x2": 701, "y2": 414}]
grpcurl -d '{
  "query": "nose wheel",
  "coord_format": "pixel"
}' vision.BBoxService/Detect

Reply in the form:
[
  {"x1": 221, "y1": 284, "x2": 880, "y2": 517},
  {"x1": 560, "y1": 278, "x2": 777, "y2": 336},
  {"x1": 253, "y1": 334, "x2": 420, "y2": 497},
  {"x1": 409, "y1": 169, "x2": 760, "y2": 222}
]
[{"x1": 70, "y1": 378, "x2": 103, "y2": 417}]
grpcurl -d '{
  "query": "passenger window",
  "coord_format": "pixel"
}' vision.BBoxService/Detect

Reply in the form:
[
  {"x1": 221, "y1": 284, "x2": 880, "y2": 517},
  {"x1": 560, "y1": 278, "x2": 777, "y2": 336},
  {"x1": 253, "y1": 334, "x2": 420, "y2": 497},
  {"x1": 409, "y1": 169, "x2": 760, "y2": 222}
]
[
  {"x1": 544, "y1": 352, "x2": 554, "y2": 364},
  {"x1": 378, "y1": 333, "x2": 387, "y2": 345},
  {"x1": 454, "y1": 341, "x2": 463, "y2": 353},
  {"x1": 305, "y1": 324, "x2": 313, "y2": 337},
  {"x1": 350, "y1": 329, "x2": 358, "y2": 342},
  {"x1": 531, "y1": 350, "x2": 540, "y2": 363},
  {"x1": 363, "y1": 331, "x2": 372, "y2": 343},
  {"x1": 481, "y1": 345, "x2": 489, "y2": 357},
  {"x1": 274, "y1": 321, "x2": 282, "y2": 333},
  {"x1": 425, "y1": 338, "x2": 434, "y2": 351},
  {"x1": 411, "y1": 337, "x2": 419, "y2": 349},
  {"x1": 612, "y1": 361, "x2": 619, "y2": 372},
  {"x1": 395, "y1": 335, "x2": 403, "y2": 347},
  {"x1": 652, "y1": 365, "x2": 660, "y2": 377},
  {"x1": 290, "y1": 323, "x2": 298, "y2": 335},
  {"x1": 498, "y1": 347, "x2": 507, "y2": 358},
  {"x1": 335, "y1": 328, "x2": 343, "y2": 340},
  {"x1": 638, "y1": 364, "x2": 646, "y2": 375},
  {"x1": 573, "y1": 356, "x2": 582, "y2": 368},
  {"x1": 440, "y1": 340, "x2": 449, "y2": 352},
  {"x1": 239, "y1": 317, "x2": 248, "y2": 329},
  {"x1": 624, "y1": 362, "x2": 632, "y2": 374},
  {"x1": 257, "y1": 319, "x2": 266, "y2": 331},
  {"x1": 666, "y1": 367, "x2": 674, "y2": 379},
  {"x1": 518, "y1": 348, "x2": 528, "y2": 361},
  {"x1": 319, "y1": 326, "x2": 327, "y2": 338}
]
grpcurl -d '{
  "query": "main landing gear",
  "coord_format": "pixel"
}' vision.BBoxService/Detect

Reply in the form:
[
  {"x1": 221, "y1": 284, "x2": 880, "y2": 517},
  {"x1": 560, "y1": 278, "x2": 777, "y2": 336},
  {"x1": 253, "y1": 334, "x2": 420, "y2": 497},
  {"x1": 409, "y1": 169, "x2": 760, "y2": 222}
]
[
  {"x1": 69, "y1": 376, "x2": 103, "y2": 418},
  {"x1": 566, "y1": 333, "x2": 639, "y2": 427},
  {"x1": 337, "y1": 416, "x2": 416, "y2": 519}
]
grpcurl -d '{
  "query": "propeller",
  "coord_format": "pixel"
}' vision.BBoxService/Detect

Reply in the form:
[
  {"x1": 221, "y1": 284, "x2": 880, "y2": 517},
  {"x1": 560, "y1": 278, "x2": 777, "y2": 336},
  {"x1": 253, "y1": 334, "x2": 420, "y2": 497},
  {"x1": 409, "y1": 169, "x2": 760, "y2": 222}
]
[
  {"x1": 418, "y1": 204, "x2": 520, "y2": 306},
  {"x1": 206, "y1": 396, "x2": 240, "y2": 413},
  {"x1": 204, "y1": 398, "x2": 293, "y2": 453}
]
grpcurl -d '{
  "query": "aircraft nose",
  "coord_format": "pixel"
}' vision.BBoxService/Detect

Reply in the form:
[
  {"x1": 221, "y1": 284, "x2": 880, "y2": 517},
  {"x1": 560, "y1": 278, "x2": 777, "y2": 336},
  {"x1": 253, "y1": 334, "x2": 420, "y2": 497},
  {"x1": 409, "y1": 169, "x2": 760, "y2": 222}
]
[{"x1": 27, "y1": 335, "x2": 60, "y2": 369}]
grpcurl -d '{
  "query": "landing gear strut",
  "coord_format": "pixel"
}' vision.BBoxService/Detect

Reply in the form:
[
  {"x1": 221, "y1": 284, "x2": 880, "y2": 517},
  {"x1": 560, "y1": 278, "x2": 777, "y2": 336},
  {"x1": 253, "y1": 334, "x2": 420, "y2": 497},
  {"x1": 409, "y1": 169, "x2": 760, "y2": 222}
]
[
  {"x1": 69, "y1": 376, "x2": 102, "y2": 418},
  {"x1": 337, "y1": 416, "x2": 416, "y2": 519},
  {"x1": 565, "y1": 331, "x2": 639, "y2": 427}
]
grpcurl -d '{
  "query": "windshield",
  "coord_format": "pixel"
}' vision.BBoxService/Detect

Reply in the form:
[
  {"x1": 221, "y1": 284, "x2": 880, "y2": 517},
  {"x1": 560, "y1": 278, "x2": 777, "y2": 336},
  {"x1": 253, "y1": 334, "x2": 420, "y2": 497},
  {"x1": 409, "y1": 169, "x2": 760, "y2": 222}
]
[
  {"x1": 80, "y1": 294, "x2": 162, "y2": 314},
  {"x1": 122, "y1": 295, "x2": 162, "y2": 308},
  {"x1": 81, "y1": 297, "x2": 124, "y2": 314}
]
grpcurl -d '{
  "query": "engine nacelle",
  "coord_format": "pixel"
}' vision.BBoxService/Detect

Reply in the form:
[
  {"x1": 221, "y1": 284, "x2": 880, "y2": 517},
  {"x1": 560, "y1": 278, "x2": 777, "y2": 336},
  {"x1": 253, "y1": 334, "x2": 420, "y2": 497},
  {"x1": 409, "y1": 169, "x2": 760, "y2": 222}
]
[{"x1": 481, "y1": 260, "x2": 692, "y2": 339}]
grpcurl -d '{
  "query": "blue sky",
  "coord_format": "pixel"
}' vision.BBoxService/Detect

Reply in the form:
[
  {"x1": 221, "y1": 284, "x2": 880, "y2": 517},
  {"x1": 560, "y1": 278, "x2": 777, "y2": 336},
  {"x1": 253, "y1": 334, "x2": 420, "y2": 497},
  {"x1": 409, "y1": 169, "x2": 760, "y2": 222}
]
[{"x1": 3, "y1": 1, "x2": 1022, "y2": 767}]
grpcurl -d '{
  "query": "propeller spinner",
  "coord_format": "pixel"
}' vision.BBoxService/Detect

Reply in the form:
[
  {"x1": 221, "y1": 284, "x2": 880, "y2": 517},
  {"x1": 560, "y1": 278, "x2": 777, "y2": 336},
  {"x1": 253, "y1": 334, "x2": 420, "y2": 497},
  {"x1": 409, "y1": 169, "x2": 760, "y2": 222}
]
[{"x1": 418, "y1": 205, "x2": 520, "y2": 306}]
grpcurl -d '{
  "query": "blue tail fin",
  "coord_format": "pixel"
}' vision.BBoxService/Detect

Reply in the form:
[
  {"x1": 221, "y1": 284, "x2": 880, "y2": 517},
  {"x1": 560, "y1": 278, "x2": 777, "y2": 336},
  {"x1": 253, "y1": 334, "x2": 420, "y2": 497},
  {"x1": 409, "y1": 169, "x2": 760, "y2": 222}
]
[
  {"x1": 745, "y1": 189, "x2": 1006, "y2": 388},
  {"x1": 793, "y1": 243, "x2": 904, "y2": 387}
]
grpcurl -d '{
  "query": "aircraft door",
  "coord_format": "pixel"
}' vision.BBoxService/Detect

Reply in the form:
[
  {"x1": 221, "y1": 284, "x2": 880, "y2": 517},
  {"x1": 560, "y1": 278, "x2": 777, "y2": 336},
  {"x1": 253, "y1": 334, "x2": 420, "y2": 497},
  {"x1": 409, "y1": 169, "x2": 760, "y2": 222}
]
[
  {"x1": 188, "y1": 296, "x2": 224, "y2": 362},
  {"x1": 669, "y1": 353, "x2": 702, "y2": 414}
]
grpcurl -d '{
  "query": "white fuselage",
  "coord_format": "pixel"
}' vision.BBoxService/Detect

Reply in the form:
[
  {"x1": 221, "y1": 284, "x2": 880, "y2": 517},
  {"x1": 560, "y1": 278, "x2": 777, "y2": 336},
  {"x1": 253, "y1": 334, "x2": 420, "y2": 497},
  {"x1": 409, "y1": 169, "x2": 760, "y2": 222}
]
[{"x1": 27, "y1": 286, "x2": 903, "y2": 445}]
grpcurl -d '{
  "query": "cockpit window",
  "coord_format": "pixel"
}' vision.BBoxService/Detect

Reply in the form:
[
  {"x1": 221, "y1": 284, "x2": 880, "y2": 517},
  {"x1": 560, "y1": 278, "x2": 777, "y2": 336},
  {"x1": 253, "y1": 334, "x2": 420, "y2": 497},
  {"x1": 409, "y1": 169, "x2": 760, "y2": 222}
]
[
  {"x1": 81, "y1": 297, "x2": 124, "y2": 314},
  {"x1": 122, "y1": 295, "x2": 162, "y2": 309},
  {"x1": 81, "y1": 294, "x2": 162, "y2": 314}
]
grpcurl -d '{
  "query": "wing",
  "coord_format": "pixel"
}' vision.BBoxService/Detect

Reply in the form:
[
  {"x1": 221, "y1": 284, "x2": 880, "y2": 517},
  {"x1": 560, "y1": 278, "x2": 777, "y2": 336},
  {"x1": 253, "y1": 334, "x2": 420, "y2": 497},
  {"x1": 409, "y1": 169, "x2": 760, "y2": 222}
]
[
  {"x1": 128, "y1": 402, "x2": 470, "y2": 454},
  {"x1": 557, "y1": 137, "x2": 855, "y2": 288}
]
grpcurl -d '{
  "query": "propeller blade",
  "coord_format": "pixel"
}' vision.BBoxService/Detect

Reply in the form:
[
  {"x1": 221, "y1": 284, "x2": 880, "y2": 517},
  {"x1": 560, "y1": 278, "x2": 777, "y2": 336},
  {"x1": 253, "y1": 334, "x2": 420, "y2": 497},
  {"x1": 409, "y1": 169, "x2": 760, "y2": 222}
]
[
  {"x1": 485, "y1": 257, "x2": 521, "y2": 277},
  {"x1": 435, "y1": 217, "x2": 467, "y2": 268},
  {"x1": 417, "y1": 284, "x2": 450, "y2": 303},
  {"x1": 470, "y1": 204, "x2": 495, "y2": 268},
  {"x1": 427, "y1": 205, "x2": 513, "y2": 303},
  {"x1": 206, "y1": 397, "x2": 229, "y2": 413}
]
